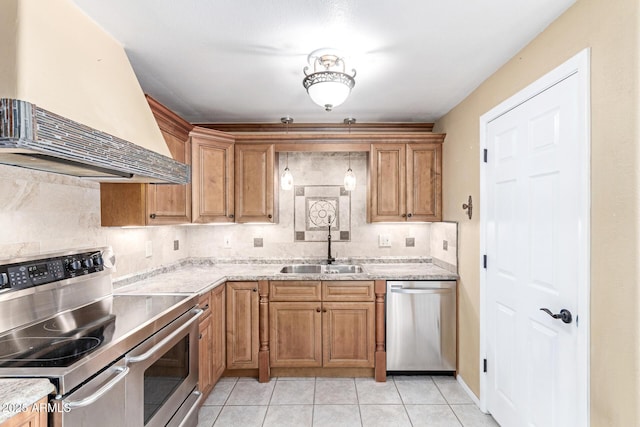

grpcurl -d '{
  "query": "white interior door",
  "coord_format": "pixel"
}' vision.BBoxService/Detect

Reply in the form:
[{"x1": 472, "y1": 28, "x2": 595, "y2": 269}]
[{"x1": 482, "y1": 51, "x2": 590, "y2": 427}]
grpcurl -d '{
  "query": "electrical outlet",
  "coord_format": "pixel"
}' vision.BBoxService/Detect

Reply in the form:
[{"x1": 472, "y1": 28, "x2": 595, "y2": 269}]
[
  {"x1": 405, "y1": 237, "x2": 415, "y2": 247},
  {"x1": 443, "y1": 240, "x2": 448, "y2": 251},
  {"x1": 223, "y1": 236, "x2": 232, "y2": 249},
  {"x1": 145, "y1": 241, "x2": 153, "y2": 258},
  {"x1": 254, "y1": 238, "x2": 263, "y2": 248},
  {"x1": 379, "y1": 234, "x2": 391, "y2": 248},
  {"x1": 173, "y1": 240, "x2": 179, "y2": 251}
]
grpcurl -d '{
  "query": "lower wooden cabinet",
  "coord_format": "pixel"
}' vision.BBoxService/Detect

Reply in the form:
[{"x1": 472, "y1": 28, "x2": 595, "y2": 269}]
[
  {"x1": 2, "y1": 396, "x2": 48, "y2": 427},
  {"x1": 226, "y1": 282, "x2": 259, "y2": 369},
  {"x1": 269, "y1": 281, "x2": 375, "y2": 369},
  {"x1": 198, "y1": 284, "x2": 226, "y2": 398},
  {"x1": 270, "y1": 302, "x2": 322, "y2": 367},
  {"x1": 210, "y1": 284, "x2": 226, "y2": 383},
  {"x1": 323, "y1": 302, "x2": 375, "y2": 367}
]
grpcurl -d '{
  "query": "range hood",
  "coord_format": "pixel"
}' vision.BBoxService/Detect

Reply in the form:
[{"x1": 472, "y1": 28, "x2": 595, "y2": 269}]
[{"x1": 0, "y1": 99, "x2": 189, "y2": 184}]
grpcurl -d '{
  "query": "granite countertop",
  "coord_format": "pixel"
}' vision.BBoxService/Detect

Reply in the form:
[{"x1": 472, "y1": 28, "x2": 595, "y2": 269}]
[
  {"x1": 115, "y1": 261, "x2": 458, "y2": 296},
  {"x1": 0, "y1": 379, "x2": 55, "y2": 423}
]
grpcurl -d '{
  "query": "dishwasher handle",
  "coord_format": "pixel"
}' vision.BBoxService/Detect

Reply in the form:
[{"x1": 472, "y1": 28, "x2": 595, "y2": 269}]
[
  {"x1": 61, "y1": 366, "x2": 129, "y2": 409},
  {"x1": 389, "y1": 286, "x2": 452, "y2": 295}
]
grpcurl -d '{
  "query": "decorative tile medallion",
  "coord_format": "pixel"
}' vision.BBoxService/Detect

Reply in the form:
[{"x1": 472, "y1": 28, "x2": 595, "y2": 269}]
[{"x1": 294, "y1": 185, "x2": 351, "y2": 242}]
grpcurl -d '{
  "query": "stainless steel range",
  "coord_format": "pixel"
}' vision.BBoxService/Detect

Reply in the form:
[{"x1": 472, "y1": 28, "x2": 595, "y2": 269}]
[{"x1": 0, "y1": 248, "x2": 203, "y2": 427}]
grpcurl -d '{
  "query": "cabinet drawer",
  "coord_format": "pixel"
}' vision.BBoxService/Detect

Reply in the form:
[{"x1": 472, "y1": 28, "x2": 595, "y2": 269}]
[
  {"x1": 270, "y1": 281, "x2": 322, "y2": 301},
  {"x1": 322, "y1": 281, "x2": 375, "y2": 302},
  {"x1": 199, "y1": 291, "x2": 212, "y2": 316}
]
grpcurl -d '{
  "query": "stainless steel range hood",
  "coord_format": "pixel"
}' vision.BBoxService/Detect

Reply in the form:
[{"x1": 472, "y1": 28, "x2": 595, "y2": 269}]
[{"x1": 0, "y1": 99, "x2": 190, "y2": 184}]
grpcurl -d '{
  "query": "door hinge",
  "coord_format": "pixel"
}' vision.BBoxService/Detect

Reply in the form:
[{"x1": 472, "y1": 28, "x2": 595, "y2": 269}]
[
  {"x1": 483, "y1": 255, "x2": 487, "y2": 269},
  {"x1": 483, "y1": 358, "x2": 488, "y2": 373},
  {"x1": 483, "y1": 149, "x2": 488, "y2": 163}
]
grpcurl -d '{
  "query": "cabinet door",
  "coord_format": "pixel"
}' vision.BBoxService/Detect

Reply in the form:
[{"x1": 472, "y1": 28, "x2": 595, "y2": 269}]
[
  {"x1": 406, "y1": 143, "x2": 442, "y2": 221},
  {"x1": 210, "y1": 284, "x2": 226, "y2": 384},
  {"x1": 226, "y1": 282, "x2": 259, "y2": 369},
  {"x1": 323, "y1": 302, "x2": 375, "y2": 368},
  {"x1": 146, "y1": 95, "x2": 192, "y2": 225},
  {"x1": 235, "y1": 144, "x2": 275, "y2": 223},
  {"x1": 198, "y1": 313, "x2": 213, "y2": 395},
  {"x1": 370, "y1": 144, "x2": 406, "y2": 222},
  {"x1": 191, "y1": 129, "x2": 235, "y2": 223},
  {"x1": 270, "y1": 302, "x2": 322, "y2": 367}
]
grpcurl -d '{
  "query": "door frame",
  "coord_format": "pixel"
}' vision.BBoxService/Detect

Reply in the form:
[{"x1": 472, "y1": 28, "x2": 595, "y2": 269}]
[{"x1": 479, "y1": 48, "x2": 591, "y2": 425}]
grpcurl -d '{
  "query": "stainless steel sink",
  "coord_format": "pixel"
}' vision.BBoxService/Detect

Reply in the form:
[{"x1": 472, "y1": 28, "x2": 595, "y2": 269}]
[{"x1": 279, "y1": 264, "x2": 364, "y2": 274}]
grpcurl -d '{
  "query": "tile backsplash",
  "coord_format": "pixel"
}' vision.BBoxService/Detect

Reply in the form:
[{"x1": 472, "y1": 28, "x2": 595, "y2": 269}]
[{"x1": 0, "y1": 152, "x2": 456, "y2": 278}]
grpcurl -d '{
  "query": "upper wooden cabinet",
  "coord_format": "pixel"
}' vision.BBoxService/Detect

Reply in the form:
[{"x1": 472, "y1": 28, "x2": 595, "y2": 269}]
[
  {"x1": 234, "y1": 144, "x2": 276, "y2": 223},
  {"x1": 370, "y1": 142, "x2": 442, "y2": 222},
  {"x1": 190, "y1": 127, "x2": 235, "y2": 223},
  {"x1": 100, "y1": 96, "x2": 192, "y2": 226}
]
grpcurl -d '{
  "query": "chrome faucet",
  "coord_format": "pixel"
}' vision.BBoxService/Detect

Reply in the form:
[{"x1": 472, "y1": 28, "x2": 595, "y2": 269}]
[{"x1": 327, "y1": 215, "x2": 335, "y2": 265}]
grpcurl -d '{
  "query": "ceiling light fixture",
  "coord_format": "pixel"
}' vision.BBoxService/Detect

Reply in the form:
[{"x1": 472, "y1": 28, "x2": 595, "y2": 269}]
[
  {"x1": 303, "y1": 49, "x2": 356, "y2": 112},
  {"x1": 280, "y1": 116, "x2": 294, "y2": 191},
  {"x1": 343, "y1": 117, "x2": 356, "y2": 191}
]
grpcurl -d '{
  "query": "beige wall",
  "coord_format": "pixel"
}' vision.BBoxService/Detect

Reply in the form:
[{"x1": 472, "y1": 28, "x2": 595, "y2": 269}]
[
  {"x1": 0, "y1": 0, "x2": 170, "y2": 157},
  {"x1": 434, "y1": 0, "x2": 639, "y2": 424}
]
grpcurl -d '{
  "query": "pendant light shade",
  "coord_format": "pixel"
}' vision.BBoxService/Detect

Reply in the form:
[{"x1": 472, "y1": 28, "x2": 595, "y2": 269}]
[
  {"x1": 281, "y1": 166, "x2": 294, "y2": 190},
  {"x1": 343, "y1": 151, "x2": 356, "y2": 191},
  {"x1": 344, "y1": 167, "x2": 356, "y2": 191},
  {"x1": 280, "y1": 150, "x2": 293, "y2": 191}
]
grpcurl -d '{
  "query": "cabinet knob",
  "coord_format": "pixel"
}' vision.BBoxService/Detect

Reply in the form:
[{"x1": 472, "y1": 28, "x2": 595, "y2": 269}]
[
  {"x1": 229, "y1": 214, "x2": 234, "y2": 219},
  {"x1": 149, "y1": 213, "x2": 157, "y2": 219},
  {"x1": 322, "y1": 308, "x2": 327, "y2": 313},
  {"x1": 199, "y1": 333, "x2": 203, "y2": 339},
  {"x1": 316, "y1": 307, "x2": 321, "y2": 312},
  {"x1": 401, "y1": 213, "x2": 406, "y2": 218},
  {"x1": 407, "y1": 213, "x2": 413, "y2": 218},
  {"x1": 267, "y1": 214, "x2": 272, "y2": 219},
  {"x1": 253, "y1": 288, "x2": 257, "y2": 292}
]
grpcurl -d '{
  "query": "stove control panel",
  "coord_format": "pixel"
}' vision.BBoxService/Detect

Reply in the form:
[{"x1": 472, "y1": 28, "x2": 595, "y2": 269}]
[{"x1": 0, "y1": 251, "x2": 105, "y2": 292}]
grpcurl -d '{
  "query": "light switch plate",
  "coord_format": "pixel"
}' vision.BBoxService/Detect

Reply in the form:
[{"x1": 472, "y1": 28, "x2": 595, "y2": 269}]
[
  {"x1": 145, "y1": 241, "x2": 153, "y2": 258},
  {"x1": 443, "y1": 240, "x2": 448, "y2": 251},
  {"x1": 173, "y1": 240, "x2": 179, "y2": 251},
  {"x1": 379, "y1": 234, "x2": 391, "y2": 247}
]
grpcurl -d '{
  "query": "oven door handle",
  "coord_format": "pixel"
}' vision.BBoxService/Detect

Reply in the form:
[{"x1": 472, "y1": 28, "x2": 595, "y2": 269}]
[
  {"x1": 126, "y1": 308, "x2": 203, "y2": 364},
  {"x1": 62, "y1": 366, "x2": 129, "y2": 409}
]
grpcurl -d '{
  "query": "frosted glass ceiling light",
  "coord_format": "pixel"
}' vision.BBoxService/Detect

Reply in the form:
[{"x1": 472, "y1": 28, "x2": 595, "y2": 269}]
[
  {"x1": 303, "y1": 49, "x2": 356, "y2": 112},
  {"x1": 280, "y1": 117, "x2": 294, "y2": 191}
]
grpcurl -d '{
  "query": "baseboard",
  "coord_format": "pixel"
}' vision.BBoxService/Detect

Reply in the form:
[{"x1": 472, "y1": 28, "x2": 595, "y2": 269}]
[{"x1": 456, "y1": 374, "x2": 484, "y2": 411}]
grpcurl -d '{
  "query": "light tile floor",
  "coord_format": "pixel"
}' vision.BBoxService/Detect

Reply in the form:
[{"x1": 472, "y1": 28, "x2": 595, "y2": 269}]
[{"x1": 196, "y1": 376, "x2": 499, "y2": 427}]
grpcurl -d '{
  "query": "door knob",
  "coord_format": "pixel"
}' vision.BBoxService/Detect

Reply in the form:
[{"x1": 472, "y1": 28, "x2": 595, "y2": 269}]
[{"x1": 540, "y1": 308, "x2": 572, "y2": 324}]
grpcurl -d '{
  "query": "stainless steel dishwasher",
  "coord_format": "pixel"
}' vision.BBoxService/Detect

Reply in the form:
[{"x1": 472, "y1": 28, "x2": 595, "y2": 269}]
[{"x1": 386, "y1": 281, "x2": 456, "y2": 372}]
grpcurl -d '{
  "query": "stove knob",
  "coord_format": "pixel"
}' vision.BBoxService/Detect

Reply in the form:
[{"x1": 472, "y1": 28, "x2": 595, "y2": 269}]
[
  {"x1": 93, "y1": 254, "x2": 104, "y2": 267},
  {"x1": 82, "y1": 258, "x2": 94, "y2": 268},
  {"x1": 0, "y1": 273, "x2": 9, "y2": 289},
  {"x1": 68, "y1": 259, "x2": 82, "y2": 271}
]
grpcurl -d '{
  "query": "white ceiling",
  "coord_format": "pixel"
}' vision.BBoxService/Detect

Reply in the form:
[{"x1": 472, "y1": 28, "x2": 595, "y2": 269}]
[{"x1": 72, "y1": 0, "x2": 575, "y2": 124}]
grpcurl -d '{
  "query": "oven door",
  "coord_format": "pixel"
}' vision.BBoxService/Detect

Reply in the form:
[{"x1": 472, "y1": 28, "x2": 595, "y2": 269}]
[
  {"x1": 125, "y1": 308, "x2": 203, "y2": 427},
  {"x1": 52, "y1": 360, "x2": 129, "y2": 427}
]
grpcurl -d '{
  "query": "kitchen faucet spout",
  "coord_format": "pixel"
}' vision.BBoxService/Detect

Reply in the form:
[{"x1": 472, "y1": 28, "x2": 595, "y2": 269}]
[{"x1": 327, "y1": 215, "x2": 335, "y2": 265}]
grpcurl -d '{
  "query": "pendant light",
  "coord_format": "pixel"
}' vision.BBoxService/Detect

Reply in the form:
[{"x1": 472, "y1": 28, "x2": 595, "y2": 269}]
[
  {"x1": 344, "y1": 152, "x2": 356, "y2": 191},
  {"x1": 280, "y1": 117, "x2": 294, "y2": 191},
  {"x1": 343, "y1": 118, "x2": 356, "y2": 191}
]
